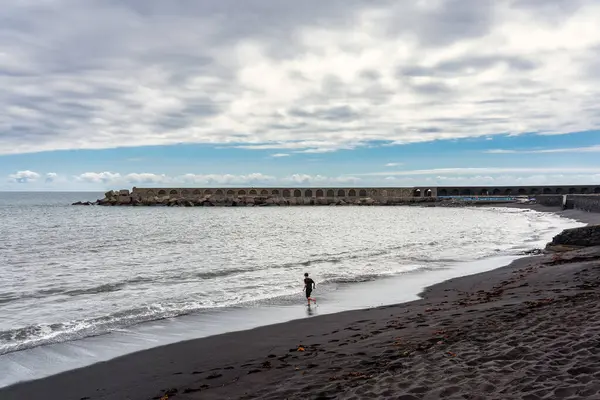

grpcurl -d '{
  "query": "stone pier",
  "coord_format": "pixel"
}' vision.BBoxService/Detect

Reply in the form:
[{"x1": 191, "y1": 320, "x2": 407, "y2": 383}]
[
  {"x1": 131, "y1": 187, "x2": 418, "y2": 204},
  {"x1": 72, "y1": 185, "x2": 600, "y2": 207}
]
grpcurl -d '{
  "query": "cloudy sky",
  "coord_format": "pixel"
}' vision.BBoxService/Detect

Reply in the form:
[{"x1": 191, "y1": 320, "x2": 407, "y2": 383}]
[{"x1": 2, "y1": 0, "x2": 600, "y2": 190}]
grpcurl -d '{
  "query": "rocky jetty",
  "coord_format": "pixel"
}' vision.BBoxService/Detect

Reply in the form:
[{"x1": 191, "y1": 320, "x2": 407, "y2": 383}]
[
  {"x1": 72, "y1": 188, "x2": 521, "y2": 208},
  {"x1": 72, "y1": 190, "x2": 435, "y2": 207},
  {"x1": 72, "y1": 190, "x2": 444, "y2": 207},
  {"x1": 545, "y1": 225, "x2": 600, "y2": 252}
]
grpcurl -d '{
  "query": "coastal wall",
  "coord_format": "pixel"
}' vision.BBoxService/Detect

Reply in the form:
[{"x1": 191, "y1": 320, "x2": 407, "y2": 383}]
[
  {"x1": 118, "y1": 187, "x2": 422, "y2": 206},
  {"x1": 73, "y1": 186, "x2": 600, "y2": 207},
  {"x1": 131, "y1": 187, "x2": 418, "y2": 202},
  {"x1": 535, "y1": 195, "x2": 564, "y2": 207},
  {"x1": 570, "y1": 195, "x2": 600, "y2": 213},
  {"x1": 536, "y1": 194, "x2": 600, "y2": 212},
  {"x1": 437, "y1": 185, "x2": 600, "y2": 196},
  {"x1": 129, "y1": 185, "x2": 600, "y2": 200}
]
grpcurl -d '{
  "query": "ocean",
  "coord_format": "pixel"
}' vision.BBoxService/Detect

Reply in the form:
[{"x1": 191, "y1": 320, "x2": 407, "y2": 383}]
[{"x1": 0, "y1": 191, "x2": 585, "y2": 387}]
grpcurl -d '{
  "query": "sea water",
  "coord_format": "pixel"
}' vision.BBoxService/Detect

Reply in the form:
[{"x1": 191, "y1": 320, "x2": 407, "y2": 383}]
[{"x1": 0, "y1": 192, "x2": 584, "y2": 386}]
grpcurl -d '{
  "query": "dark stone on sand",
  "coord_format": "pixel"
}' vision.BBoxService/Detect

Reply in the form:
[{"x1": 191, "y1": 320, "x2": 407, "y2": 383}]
[{"x1": 522, "y1": 249, "x2": 543, "y2": 255}]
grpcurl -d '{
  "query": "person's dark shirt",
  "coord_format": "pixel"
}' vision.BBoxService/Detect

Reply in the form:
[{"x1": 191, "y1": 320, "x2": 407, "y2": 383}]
[{"x1": 304, "y1": 278, "x2": 315, "y2": 290}]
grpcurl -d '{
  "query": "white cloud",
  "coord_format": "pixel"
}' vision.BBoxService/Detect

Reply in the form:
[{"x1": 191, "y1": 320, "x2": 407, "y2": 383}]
[
  {"x1": 8, "y1": 170, "x2": 40, "y2": 183},
  {"x1": 45, "y1": 172, "x2": 58, "y2": 183},
  {"x1": 232, "y1": 141, "x2": 357, "y2": 154},
  {"x1": 385, "y1": 163, "x2": 403, "y2": 167},
  {"x1": 76, "y1": 172, "x2": 122, "y2": 184},
  {"x1": 379, "y1": 174, "x2": 600, "y2": 186},
  {"x1": 67, "y1": 171, "x2": 363, "y2": 187},
  {"x1": 122, "y1": 173, "x2": 169, "y2": 184},
  {"x1": 8, "y1": 170, "x2": 41, "y2": 183},
  {"x1": 6, "y1": 171, "x2": 67, "y2": 186},
  {"x1": 271, "y1": 153, "x2": 290, "y2": 157},
  {"x1": 177, "y1": 173, "x2": 276, "y2": 185},
  {"x1": 356, "y1": 167, "x2": 600, "y2": 177},
  {"x1": 6, "y1": 168, "x2": 600, "y2": 190},
  {"x1": 485, "y1": 149, "x2": 517, "y2": 154},
  {"x1": 2, "y1": 1, "x2": 600, "y2": 155},
  {"x1": 283, "y1": 174, "x2": 361, "y2": 185},
  {"x1": 486, "y1": 145, "x2": 600, "y2": 154}
]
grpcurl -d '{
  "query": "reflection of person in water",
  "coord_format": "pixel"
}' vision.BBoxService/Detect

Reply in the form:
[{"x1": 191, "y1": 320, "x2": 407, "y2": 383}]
[{"x1": 303, "y1": 272, "x2": 316, "y2": 306}]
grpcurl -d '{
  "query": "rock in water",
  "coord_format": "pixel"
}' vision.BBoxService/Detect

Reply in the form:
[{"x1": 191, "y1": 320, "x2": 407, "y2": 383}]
[{"x1": 546, "y1": 225, "x2": 600, "y2": 250}]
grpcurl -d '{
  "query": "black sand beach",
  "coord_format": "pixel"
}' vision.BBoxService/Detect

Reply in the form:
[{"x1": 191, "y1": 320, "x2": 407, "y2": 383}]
[{"x1": 3, "y1": 204, "x2": 600, "y2": 400}]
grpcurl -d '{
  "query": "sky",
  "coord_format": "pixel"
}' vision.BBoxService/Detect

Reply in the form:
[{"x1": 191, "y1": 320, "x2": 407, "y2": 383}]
[{"x1": 2, "y1": 0, "x2": 600, "y2": 191}]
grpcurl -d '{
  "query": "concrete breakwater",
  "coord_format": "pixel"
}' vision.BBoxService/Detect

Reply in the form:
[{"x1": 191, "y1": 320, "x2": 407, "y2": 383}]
[
  {"x1": 72, "y1": 187, "x2": 523, "y2": 207},
  {"x1": 74, "y1": 187, "x2": 431, "y2": 207},
  {"x1": 72, "y1": 186, "x2": 600, "y2": 207}
]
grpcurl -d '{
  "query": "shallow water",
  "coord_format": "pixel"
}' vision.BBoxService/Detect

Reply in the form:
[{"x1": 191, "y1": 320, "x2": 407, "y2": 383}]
[{"x1": 0, "y1": 192, "x2": 583, "y2": 357}]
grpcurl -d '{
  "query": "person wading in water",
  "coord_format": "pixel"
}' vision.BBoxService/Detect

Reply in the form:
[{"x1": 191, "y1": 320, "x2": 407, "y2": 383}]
[{"x1": 303, "y1": 272, "x2": 316, "y2": 306}]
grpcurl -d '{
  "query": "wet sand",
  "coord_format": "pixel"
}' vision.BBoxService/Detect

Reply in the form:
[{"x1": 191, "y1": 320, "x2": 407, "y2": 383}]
[{"x1": 2, "y1": 204, "x2": 600, "y2": 400}]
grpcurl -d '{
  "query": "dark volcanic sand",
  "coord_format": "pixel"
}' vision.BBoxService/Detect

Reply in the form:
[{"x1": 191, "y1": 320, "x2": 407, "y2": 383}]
[{"x1": 3, "y1": 205, "x2": 600, "y2": 400}]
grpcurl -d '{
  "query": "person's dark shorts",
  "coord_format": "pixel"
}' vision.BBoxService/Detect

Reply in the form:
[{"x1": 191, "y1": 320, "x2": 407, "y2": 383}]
[{"x1": 305, "y1": 289, "x2": 312, "y2": 298}]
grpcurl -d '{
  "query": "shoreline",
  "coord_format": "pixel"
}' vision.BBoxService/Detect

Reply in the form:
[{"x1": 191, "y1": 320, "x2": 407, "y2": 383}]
[
  {"x1": 0, "y1": 255, "x2": 521, "y2": 389},
  {"x1": 2, "y1": 204, "x2": 600, "y2": 399},
  {"x1": 480, "y1": 202, "x2": 600, "y2": 225}
]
